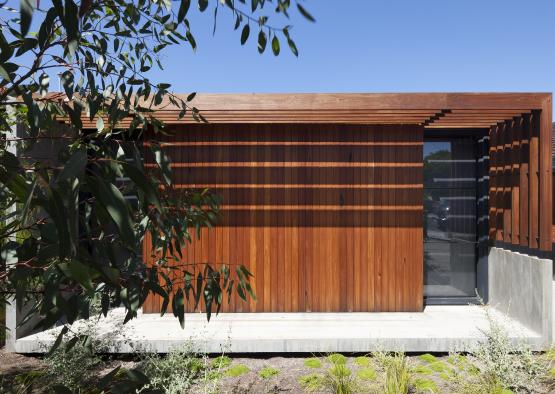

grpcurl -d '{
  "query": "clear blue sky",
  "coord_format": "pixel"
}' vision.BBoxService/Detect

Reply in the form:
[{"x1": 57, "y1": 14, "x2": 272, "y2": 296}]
[{"x1": 160, "y1": 0, "x2": 555, "y2": 96}]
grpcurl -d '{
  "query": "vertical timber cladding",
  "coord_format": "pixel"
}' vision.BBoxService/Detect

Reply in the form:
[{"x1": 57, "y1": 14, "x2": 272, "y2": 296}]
[{"x1": 143, "y1": 123, "x2": 424, "y2": 313}]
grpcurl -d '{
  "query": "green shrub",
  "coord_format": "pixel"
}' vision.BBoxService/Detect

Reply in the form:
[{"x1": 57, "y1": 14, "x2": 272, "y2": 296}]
[
  {"x1": 356, "y1": 367, "x2": 376, "y2": 381},
  {"x1": 447, "y1": 306, "x2": 546, "y2": 393},
  {"x1": 36, "y1": 301, "x2": 123, "y2": 391},
  {"x1": 327, "y1": 353, "x2": 347, "y2": 365},
  {"x1": 304, "y1": 357, "x2": 322, "y2": 369},
  {"x1": 354, "y1": 356, "x2": 370, "y2": 367},
  {"x1": 472, "y1": 310, "x2": 544, "y2": 392},
  {"x1": 299, "y1": 373, "x2": 323, "y2": 392},
  {"x1": 225, "y1": 364, "x2": 249, "y2": 377},
  {"x1": 259, "y1": 366, "x2": 279, "y2": 379},
  {"x1": 43, "y1": 336, "x2": 103, "y2": 390},
  {"x1": 140, "y1": 347, "x2": 206, "y2": 394}
]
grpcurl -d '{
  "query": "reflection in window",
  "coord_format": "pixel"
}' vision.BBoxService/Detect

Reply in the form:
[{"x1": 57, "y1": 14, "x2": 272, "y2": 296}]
[{"x1": 424, "y1": 138, "x2": 477, "y2": 299}]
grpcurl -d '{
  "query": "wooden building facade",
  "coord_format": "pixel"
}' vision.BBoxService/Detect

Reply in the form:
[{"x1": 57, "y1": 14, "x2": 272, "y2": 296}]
[{"x1": 139, "y1": 93, "x2": 552, "y2": 313}]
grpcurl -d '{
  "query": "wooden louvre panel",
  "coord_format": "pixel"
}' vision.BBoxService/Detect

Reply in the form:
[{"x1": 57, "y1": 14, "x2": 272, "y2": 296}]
[
  {"x1": 486, "y1": 106, "x2": 552, "y2": 253},
  {"x1": 142, "y1": 124, "x2": 424, "y2": 313}
]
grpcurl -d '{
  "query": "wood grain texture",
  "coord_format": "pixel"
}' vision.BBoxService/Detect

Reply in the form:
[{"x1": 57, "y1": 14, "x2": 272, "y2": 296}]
[
  {"x1": 539, "y1": 97, "x2": 553, "y2": 251},
  {"x1": 529, "y1": 112, "x2": 540, "y2": 249},
  {"x1": 520, "y1": 115, "x2": 530, "y2": 247},
  {"x1": 59, "y1": 93, "x2": 548, "y2": 130},
  {"x1": 487, "y1": 101, "x2": 551, "y2": 253},
  {"x1": 143, "y1": 123, "x2": 424, "y2": 313}
]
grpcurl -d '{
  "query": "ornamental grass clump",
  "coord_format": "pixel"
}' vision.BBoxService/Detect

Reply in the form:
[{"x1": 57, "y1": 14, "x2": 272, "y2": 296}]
[
  {"x1": 299, "y1": 373, "x2": 323, "y2": 392},
  {"x1": 321, "y1": 364, "x2": 358, "y2": 394},
  {"x1": 372, "y1": 351, "x2": 435, "y2": 394},
  {"x1": 378, "y1": 352, "x2": 412, "y2": 394}
]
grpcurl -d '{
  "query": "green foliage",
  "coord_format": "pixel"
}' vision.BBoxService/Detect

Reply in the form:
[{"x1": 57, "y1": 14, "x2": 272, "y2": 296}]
[
  {"x1": 259, "y1": 366, "x2": 279, "y2": 379},
  {"x1": 12, "y1": 370, "x2": 46, "y2": 393},
  {"x1": 139, "y1": 346, "x2": 206, "y2": 394},
  {"x1": 429, "y1": 360, "x2": 450, "y2": 373},
  {"x1": 446, "y1": 307, "x2": 546, "y2": 393},
  {"x1": 224, "y1": 364, "x2": 249, "y2": 377},
  {"x1": 43, "y1": 337, "x2": 103, "y2": 390},
  {"x1": 418, "y1": 353, "x2": 452, "y2": 376},
  {"x1": 0, "y1": 0, "x2": 317, "y2": 359},
  {"x1": 469, "y1": 309, "x2": 544, "y2": 392},
  {"x1": 354, "y1": 356, "x2": 370, "y2": 367},
  {"x1": 211, "y1": 355, "x2": 232, "y2": 370},
  {"x1": 413, "y1": 377, "x2": 439, "y2": 393},
  {"x1": 413, "y1": 364, "x2": 434, "y2": 375},
  {"x1": 419, "y1": 353, "x2": 438, "y2": 364},
  {"x1": 304, "y1": 357, "x2": 322, "y2": 369},
  {"x1": 327, "y1": 353, "x2": 347, "y2": 365},
  {"x1": 299, "y1": 373, "x2": 323, "y2": 392},
  {"x1": 18, "y1": 316, "x2": 133, "y2": 393},
  {"x1": 356, "y1": 367, "x2": 376, "y2": 381}
]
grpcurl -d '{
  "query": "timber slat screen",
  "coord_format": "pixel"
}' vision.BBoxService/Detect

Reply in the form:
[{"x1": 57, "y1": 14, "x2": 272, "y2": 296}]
[
  {"x1": 143, "y1": 124, "x2": 424, "y2": 313},
  {"x1": 488, "y1": 103, "x2": 552, "y2": 254}
]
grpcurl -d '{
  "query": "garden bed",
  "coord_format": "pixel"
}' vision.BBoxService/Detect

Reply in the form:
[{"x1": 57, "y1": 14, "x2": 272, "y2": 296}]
[{"x1": 2, "y1": 347, "x2": 555, "y2": 393}]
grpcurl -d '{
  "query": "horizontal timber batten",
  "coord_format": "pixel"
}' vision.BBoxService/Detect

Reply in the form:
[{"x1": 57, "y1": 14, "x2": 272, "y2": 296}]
[{"x1": 50, "y1": 92, "x2": 548, "y2": 128}]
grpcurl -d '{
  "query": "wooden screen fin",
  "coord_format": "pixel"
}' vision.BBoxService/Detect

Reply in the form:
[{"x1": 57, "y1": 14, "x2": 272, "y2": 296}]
[
  {"x1": 519, "y1": 114, "x2": 530, "y2": 247},
  {"x1": 539, "y1": 98, "x2": 553, "y2": 251},
  {"x1": 529, "y1": 111, "x2": 540, "y2": 249}
]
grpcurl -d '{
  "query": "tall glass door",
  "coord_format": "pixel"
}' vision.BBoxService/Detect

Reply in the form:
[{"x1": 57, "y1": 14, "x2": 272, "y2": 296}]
[{"x1": 423, "y1": 137, "x2": 477, "y2": 301}]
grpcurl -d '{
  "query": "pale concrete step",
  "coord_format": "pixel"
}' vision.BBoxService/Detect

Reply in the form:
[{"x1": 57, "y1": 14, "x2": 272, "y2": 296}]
[{"x1": 13, "y1": 305, "x2": 543, "y2": 353}]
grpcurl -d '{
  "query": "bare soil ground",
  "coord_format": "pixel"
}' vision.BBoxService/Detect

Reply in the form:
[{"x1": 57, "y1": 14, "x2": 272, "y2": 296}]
[{"x1": 2, "y1": 349, "x2": 554, "y2": 393}]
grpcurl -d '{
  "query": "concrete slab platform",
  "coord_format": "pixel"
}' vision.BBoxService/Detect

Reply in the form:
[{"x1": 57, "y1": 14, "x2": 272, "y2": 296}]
[{"x1": 13, "y1": 305, "x2": 543, "y2": 353}]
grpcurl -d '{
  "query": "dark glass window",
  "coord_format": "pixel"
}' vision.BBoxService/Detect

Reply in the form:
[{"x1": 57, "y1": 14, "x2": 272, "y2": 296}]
[{"x1": 424, "y1": 138, "x2": 477, "y2": 299}]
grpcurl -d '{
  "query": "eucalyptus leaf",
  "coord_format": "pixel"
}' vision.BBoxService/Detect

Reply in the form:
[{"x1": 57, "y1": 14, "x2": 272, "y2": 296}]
[
  {"x1": 20, "y1": 0, "x2": 34, "y2": 36},
  {"x1": 241, "y1": 24, "x2": 250, "y2": 45},
  {"x1": 150, "y1": 143, "x2": 173, "y2": 185},
  {"x1": 272, "y1": 35, "x2": 280, "y2": 56},
  {"x1": 258, "y1": 30, "x2": 267, "y2": 53}
]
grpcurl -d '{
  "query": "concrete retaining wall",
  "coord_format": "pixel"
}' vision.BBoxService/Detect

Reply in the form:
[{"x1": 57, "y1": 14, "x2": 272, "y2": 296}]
[{"x1": 488, "y1": 247, "x2": 552, "y2": 346}]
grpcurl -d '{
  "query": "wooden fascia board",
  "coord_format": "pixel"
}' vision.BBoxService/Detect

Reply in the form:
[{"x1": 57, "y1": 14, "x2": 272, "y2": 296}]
[{"x1": 179, "y1": 93, "x2": 550, "y2": 111}]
